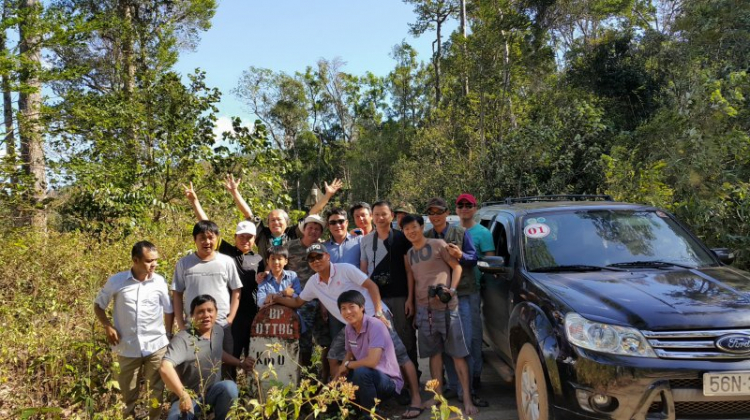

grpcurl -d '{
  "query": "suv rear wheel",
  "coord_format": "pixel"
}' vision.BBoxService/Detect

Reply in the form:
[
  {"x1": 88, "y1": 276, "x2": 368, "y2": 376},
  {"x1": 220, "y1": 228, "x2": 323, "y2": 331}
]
[{"x1": 516, "y1": 343, "x2": 552, "y2": 420}]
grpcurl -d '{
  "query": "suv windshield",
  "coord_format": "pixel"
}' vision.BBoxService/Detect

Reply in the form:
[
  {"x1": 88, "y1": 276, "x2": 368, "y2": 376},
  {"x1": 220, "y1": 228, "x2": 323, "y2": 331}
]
[{"x1": 522, "y1": 210, "x2": 716, "y2": 271}]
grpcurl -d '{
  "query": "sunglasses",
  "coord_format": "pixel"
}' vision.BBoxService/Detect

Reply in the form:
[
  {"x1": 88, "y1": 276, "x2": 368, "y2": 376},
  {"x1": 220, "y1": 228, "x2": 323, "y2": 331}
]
[
  {"x1": 427, "y1": 209, "x2": 447, "y2": 216},
  {"x1": 456, "y1": 203, "x2": 475, "y2": 209},
  {"x1": 307, "y1": 253, "x2": 326, "y2": 263},
  {"x1": 328, "y1": 219, "x2": 347, "y2": 226}
]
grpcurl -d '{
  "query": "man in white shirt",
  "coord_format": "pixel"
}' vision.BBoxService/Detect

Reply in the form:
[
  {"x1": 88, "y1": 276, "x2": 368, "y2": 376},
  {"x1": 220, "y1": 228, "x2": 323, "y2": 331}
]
[
  {"x1": 270, "y1": 244, "x2": 424, "y2": 417},
  {"x1": 94, "y1": 241, "x2": 174, "y2": 419}
]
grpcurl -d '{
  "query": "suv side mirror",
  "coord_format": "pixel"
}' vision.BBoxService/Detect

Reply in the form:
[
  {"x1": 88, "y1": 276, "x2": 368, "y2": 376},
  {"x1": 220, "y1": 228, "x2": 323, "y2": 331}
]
[
  {"x1": 711, "y1": 248, "x2": 735, "y2": 265},
  {"x1": 478, "y1": 256, "x2": 507, "y2": 274}
]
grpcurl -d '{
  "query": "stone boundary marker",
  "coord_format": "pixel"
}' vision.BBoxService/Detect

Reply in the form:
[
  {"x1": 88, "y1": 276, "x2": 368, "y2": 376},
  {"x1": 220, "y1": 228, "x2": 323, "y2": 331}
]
[{"x1": 248, "y1": 304, "x2": 301, "y2": 392}]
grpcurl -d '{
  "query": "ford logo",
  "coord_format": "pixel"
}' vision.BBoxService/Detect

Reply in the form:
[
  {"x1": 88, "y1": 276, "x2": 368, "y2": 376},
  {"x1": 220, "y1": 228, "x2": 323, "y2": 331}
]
[{"x1": 716, "y1": 334, "x2": 750, "y2": 354}]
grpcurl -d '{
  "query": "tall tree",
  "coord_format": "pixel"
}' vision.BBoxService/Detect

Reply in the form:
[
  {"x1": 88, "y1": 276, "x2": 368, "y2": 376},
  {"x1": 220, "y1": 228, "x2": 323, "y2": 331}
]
[
  {"x1": 1, "y1": 0, "x2": 14, "y2": 167},
  {"x1": 404, "y1": 0, "x2": 457, "y2": 104},
  {"x1": 18, "y1": 0, "x2": 46, "y2": 229},
  {"x1": 387, "y1": 42, "x2": 431, "y2": 142},
  {"x1": 46, "y1": 0, "x2": 218, "y2": 226}
]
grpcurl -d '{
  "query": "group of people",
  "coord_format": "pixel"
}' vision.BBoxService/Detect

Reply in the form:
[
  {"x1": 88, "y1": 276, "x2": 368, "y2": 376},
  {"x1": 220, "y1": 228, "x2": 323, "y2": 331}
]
[{"x1": 94, "y1": 175, "x2": 495, "y2": 420}]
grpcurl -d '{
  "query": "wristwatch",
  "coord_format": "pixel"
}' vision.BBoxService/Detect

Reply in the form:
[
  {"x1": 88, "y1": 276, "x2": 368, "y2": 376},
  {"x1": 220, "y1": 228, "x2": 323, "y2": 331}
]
[
  {"x1": 449, "y1": 288, "x2": 456, "y2": 294},
  {"x1": 374, "y1": 310, "x2": 384, "y2": 318},
  {"x1": 344, "y1": 360, "x2": 351, "y2": 368}
]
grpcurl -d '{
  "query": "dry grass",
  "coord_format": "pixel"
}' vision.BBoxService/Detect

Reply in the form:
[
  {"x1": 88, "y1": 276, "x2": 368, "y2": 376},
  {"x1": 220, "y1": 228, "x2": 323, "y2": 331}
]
[{"x1": 0, "y1": 215, "x2": 199, "y2": 419}]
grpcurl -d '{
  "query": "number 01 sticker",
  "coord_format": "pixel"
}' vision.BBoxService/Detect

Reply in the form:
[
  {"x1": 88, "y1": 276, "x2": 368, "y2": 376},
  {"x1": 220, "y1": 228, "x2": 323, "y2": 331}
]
[{"x1": 524, "y1": 223, "x2": 550, "y2": 239}]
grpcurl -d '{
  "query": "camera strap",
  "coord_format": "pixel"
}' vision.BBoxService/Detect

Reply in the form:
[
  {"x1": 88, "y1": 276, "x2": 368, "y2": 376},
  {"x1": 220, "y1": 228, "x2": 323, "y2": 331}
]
[
  {"x1": 444, "y1": 237, "x2": 453, "y2": 333},
  {"x1": 445, "y1": 301, "x2": 451, "y2": 335},
  {"x1": 371, "y1": 229, "x2": 393, "y2": 276}
]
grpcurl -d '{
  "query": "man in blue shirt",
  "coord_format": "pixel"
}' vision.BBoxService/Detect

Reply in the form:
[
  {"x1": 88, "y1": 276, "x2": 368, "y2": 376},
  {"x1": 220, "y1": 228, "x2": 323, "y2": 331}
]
[{"x1": 324, "y1": 207, "x2": 362, "y2": 267}]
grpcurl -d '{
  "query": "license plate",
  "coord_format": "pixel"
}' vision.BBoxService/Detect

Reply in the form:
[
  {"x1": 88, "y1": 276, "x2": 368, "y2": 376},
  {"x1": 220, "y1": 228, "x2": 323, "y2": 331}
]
[{"x1": 703, "y1": 371, "x2": 750, "y2": 396}]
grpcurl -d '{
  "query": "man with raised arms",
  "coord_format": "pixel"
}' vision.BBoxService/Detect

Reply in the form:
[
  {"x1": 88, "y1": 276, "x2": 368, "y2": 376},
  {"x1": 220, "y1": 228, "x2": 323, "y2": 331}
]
[{"x1": 222, "y1": 175, "x2": 342, "y2": 258}]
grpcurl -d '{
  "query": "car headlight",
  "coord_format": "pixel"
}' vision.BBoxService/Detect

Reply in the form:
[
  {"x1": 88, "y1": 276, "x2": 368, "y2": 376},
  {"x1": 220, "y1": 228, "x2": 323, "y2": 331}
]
[{"x1": 565, "y1": 313, "x2": 656, "y2": 357}]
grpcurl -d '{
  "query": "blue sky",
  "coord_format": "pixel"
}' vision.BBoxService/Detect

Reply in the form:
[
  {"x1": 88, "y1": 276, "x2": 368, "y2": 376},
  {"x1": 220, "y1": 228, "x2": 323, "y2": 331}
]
[{"x1": 173, "y1": 0, "x2": 450, "y2": 135}]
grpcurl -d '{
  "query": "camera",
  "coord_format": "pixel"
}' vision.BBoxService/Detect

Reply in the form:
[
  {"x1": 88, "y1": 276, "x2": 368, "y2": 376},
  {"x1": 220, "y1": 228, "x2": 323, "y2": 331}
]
[
  {"x1": 372, "y1": 272, "x2": 391, "y2": 287},
  {"x1": 428, "y1": 284, "x2": 452, "y2": 304}
]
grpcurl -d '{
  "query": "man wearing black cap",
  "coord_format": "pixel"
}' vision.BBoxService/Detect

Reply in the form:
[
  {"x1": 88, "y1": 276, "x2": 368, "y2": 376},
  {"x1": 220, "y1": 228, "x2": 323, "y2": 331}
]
[
  {"x1": 270, "y1": 243, "x2": 425, "y2": 418},
  {"x1": 424, "y1": 197, "x2": 487, "y2": 407}
]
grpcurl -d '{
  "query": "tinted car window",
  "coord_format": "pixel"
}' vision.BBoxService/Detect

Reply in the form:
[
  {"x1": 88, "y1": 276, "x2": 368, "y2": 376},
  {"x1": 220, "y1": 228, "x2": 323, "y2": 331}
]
[{"x1": 522, "y1": 210, "x2": 716, "y2": 270}]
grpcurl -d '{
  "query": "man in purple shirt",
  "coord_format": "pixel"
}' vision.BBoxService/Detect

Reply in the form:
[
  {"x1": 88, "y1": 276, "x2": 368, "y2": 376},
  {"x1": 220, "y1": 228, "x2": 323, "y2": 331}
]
[{"x1": 334, "y1": 290, "x2": 409, "y2": 420}]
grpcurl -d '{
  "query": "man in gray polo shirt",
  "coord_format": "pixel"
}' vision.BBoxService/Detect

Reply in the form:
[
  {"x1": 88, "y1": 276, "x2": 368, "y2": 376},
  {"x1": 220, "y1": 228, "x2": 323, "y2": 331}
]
[{"x1": 160, "y1": 295, "x2": 253, "y2": 420}]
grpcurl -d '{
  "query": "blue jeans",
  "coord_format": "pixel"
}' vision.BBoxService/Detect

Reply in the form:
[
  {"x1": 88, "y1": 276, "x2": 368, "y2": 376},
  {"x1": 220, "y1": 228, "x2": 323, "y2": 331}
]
[
  {"x1": 349, "y1": 367, "x2": 396, "y2": 418},
  {"x1": 166, "y1": 380, "x2": 238, "y2": 420},
  {"x1": 444, "y1": 294, "x2": 474, "y2": 395},
  {"x1": 470, "y1": 292, "x2": 483, "y2": 378}
]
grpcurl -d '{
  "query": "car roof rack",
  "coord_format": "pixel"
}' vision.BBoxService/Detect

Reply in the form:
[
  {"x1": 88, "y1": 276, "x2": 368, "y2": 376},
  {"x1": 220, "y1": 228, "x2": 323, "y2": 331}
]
[{"x1": 482, "y1": 195, "x2": 614, "y2": 206}]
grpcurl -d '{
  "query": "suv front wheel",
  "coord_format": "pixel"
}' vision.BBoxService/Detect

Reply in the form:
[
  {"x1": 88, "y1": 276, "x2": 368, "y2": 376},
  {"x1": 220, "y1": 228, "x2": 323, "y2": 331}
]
[{"x1": 516, "y1": 343, "x2": 552, "y2": 420}]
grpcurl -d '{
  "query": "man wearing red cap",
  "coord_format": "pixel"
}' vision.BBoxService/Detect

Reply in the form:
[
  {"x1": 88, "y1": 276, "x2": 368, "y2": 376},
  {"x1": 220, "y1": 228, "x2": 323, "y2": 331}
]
[{"x1": 455, "y1": 193, "x2": 495, "y2": 391}]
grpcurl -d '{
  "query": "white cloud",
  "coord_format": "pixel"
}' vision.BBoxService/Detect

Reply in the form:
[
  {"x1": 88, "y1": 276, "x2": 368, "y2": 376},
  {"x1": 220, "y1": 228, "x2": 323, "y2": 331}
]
[
  {"x1": 212, "y1": 115, "x2": 255, "y2": 141},
  {"x1": 212, "y1": 115, "x2": 235, "y2": 140}
]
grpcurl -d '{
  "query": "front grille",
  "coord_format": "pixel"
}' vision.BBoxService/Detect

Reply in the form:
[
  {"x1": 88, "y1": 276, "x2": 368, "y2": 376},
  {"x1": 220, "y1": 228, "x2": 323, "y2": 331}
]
[
  {"x1": 649, "y1": 400, "x2": 750, "y2": 416},
  {"x1": 642, "y1": 329, "x2": 750, "y2": 360},
  {"x1": 670, "y1": 378, "x2": 702, "y2": 388}
]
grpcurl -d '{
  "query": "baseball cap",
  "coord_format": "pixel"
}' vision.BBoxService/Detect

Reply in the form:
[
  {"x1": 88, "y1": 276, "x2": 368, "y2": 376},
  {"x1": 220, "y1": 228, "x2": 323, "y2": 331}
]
[
  {"x1": 301, "y1": 214, "x2": 326, "y2": 230},
  {"x1": 394, "y1": 202, "x2": 415, "y2": 214},
  {"x1": 424, "y1": 197, "x2": 448, "y2": 212},
  {"x1": 235, "y1": 220, "x2": 257, "y2": 236},
  {"x1": 456, "y1": 193, "x2": 477, "y2": 205},
  {"x1": 306, "y1": 243, "x2": 328, "y2": 256}
]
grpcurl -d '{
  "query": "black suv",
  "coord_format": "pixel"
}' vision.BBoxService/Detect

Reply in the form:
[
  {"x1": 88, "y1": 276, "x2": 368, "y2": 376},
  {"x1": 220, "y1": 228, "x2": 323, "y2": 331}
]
[{"x1": 476, "y1": 195, "x2": 750, "y2": 420}]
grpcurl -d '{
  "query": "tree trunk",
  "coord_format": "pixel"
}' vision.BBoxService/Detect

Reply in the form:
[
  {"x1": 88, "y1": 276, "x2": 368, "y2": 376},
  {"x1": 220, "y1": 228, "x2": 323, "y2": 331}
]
[
  {"x1": 3, "y1": 78, "x2": 13, "y2": 161},
  {"x1": 460, "y1": 0, "x2": 469, "y2": 96},
  {"x1": 120, "y1": 0, "x2": 135, "y2": 98},
  {"x1": 18, "y1": 0, "x2": 46, "y2": 229},
  {"x1": 434, "y1": 21, "x2": 442, "y2": 104},
  {"x1": 2, "y1": 0, "x2": 14, "y2": 170},
  {"x1": 119, "y1": 0, "x2": 139, "y2": 170}
]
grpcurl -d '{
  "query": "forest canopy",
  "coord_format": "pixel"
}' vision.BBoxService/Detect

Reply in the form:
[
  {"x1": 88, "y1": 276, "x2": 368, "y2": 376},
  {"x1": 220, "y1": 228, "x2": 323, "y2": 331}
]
[{"x1": 0, "y1": 0, "x2": 747, "y2": 265}]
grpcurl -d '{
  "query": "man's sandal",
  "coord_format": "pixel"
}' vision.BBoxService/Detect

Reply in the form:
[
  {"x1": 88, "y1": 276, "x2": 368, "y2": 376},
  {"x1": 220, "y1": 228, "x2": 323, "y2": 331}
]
[{"x1": 402, "y1": 406, "x2": 424, "y2": 419}]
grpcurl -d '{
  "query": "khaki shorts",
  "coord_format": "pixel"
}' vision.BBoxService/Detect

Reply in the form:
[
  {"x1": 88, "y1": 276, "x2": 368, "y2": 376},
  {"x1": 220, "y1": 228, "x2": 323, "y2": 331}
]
[{"x1": 415, "y1": 306, "x2": 469, "y2": 358}]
